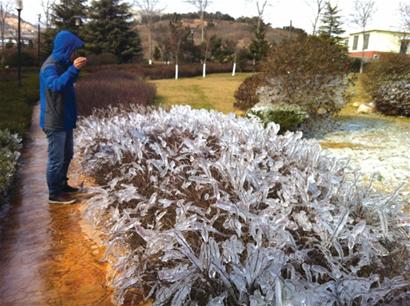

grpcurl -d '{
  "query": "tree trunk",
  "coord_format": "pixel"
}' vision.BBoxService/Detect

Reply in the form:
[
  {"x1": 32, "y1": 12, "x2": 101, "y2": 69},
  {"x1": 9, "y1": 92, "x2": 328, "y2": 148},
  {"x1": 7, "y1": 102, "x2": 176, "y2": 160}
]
[
  {"x1": 200, "y1": 10, "x2": 204, "y2": 43},
  {"x1": 1, "y1": 26, "x2": 5, "y2": 66},
  {"x1": 148, "y1": 20, "x2": 153, "y2": 64}
]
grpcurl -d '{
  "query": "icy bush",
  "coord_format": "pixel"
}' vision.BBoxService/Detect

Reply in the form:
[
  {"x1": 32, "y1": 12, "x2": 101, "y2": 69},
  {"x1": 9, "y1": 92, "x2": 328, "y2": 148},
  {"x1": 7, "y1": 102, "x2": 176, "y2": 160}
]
[
  {"x1": 374, "y1": 79, "x2": 410, "y2": 117},
  {"x1": 0, "y1": 129, "x2": 22, "y2": 203},
  {"x1": 76, "y1": 106, "x2": 410, "y2": 305}
]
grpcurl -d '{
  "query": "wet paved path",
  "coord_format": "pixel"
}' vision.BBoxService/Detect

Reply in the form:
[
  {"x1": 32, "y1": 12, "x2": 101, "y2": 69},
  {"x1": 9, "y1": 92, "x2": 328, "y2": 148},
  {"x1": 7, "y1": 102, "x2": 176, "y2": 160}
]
[{"x1": 0, "y1": 106, "x2": 113, "y2": 305}]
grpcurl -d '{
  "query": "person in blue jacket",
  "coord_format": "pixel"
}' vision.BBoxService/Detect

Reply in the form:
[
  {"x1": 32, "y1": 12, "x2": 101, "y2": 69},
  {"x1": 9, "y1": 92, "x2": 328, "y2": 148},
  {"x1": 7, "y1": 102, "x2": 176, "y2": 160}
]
[{"x1": 40, "y1": 30, "x2": 87, "y2": 204}]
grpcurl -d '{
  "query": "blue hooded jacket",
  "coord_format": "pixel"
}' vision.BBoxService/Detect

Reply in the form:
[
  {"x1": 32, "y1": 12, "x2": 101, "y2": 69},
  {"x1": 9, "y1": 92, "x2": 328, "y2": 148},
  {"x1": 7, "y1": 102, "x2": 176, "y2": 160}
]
[{"x1": 39, "y1": 31, "x2": 84, "y2": 130}]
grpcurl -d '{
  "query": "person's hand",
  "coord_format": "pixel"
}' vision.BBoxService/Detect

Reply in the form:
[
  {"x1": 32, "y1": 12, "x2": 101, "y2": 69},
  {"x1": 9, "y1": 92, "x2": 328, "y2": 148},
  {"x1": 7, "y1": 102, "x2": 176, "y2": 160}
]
[{"x1": 73, "y1": 57, "x2": 87, "y2": 69}]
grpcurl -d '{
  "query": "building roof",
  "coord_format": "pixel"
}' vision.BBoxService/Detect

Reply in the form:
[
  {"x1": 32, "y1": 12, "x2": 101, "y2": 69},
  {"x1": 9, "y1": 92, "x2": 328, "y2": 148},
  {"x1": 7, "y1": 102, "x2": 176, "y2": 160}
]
[{"x1": 349, "y1": 29, "x2": 408, "y2": 36}]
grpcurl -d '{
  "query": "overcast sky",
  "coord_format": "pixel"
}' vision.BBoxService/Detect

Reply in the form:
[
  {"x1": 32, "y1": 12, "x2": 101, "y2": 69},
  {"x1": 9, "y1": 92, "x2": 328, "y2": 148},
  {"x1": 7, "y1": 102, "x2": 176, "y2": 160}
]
[{"x1": 19, "y1": 0, "x2": 404, "y2": 34}]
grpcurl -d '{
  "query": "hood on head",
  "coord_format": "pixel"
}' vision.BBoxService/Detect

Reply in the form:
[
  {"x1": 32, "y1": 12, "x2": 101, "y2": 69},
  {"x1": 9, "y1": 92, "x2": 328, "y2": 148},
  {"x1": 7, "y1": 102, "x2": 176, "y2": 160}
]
[{"x1": 52, "y1": 31, "x2": 84, "y2": 65}]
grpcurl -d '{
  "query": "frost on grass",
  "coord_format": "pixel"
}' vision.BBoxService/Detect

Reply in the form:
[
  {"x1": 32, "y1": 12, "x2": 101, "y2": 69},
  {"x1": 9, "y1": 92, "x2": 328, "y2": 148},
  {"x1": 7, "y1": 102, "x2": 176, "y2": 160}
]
[{"x1": 76, "y1": 106, "x2": 410, "y2": 305}]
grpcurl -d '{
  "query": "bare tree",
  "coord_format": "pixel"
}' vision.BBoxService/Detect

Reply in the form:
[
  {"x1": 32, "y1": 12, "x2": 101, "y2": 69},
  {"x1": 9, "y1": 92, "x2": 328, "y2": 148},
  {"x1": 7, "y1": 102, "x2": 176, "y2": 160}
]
[
  {"x1": 0, "y1": 0, "x2": 12, "y2": 66},
  {"x1": 247, "y1": 0, "x2": 272, "y2": 34},
  {"x1": 41, "y1": 0, "x2": 54, "y2": 29},
  {"x1": 306, "y1": 0, "x2": 326, "y2": 35},
  {"x1": 351, "y1": 0, "x2": 376, "y2": 73},
  {"x1": 134, "y1": 0, "x2": 165, "y2": 64},
  {"x1": 400, "y1": 2, "x2": 410, "y2": 33},
  {"x1": 185, "y1": 0, "x2": 211, "y2": 43}
]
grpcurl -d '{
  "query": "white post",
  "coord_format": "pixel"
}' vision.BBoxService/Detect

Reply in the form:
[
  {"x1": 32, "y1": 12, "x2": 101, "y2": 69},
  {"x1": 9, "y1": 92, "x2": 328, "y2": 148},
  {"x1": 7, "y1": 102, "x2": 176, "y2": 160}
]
[
  {"x1": 149, "y1": 59, "x2": 152, "y2": 65},
  {"x1": 175, "y1": 64, "x2": 179, "y2": 80},
  {"x1": 202, "y1": 62, "x2": 206, "y2": 78},
  {"x1": 232, "y1": 62, "x2": 237, "y2": 76}
]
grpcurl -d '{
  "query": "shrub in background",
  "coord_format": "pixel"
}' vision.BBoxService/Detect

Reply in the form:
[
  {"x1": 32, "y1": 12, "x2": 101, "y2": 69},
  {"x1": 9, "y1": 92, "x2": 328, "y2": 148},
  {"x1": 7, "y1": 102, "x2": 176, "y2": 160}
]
[
  {"x1": 86, "y1": 52, "x2": 118, "y2": 66},
  {"x1": 85, "y1": 62, "x2": 253, "y2": 80},
  {"x1": 260, "y1": 35, "x2": 349, "y2": 117},
  {"x1": 5, "y1": 50, "x2": 38, "y2": 67},
  {"x1": 363, "y1": 54, "x2": 410, "y2": 117},
  {"x1": 246, "y1": 104, "x2": 308, "y2": 132},
  {"x1": 234, "y1": 73, "x2": 267, "y2": 110},
  {"x1": 76, "y1": 70, "x2": 156, "y2": 116},
  {"x1": 0, "y1": 130, "x2": 22, "y2": 205}
]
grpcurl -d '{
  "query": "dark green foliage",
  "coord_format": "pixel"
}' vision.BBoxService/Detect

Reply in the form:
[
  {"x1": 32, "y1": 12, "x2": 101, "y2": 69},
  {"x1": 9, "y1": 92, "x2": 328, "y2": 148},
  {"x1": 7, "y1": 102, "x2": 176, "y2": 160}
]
[
  {"x1": 363, "y1": 53, "x2": 410, "y2": 117},
  {"x1": 85, "y1": 0, "x2": 143, "y2": 63},
  {"x1": 0, "y1": 71, "x2": 39, "y2": 135},
  {"x1": 249, "y1": 22, "x2": 270, "y2": 63},
  {"x1": 319, "y1": 2, "x2": 345, "y2": 39},
  {"x1": 247, "y1": 104, "x2": 308, "y2": 133},
  {"x1": 5, "y1": 51, "x2": 37, "y2": 67},
  {"x1": 76, "y1": 70, "x2": 156, "y2": 116},
  {"x1": 51, "y1": 0, "x2": 87, "y2": 35},
  {"x1": 234, "y1": 73, "x2": 267, "y2": 110},
  {"x1": 0, "y1": 129, "x2": 22, "y2": 205},
  {"x1": 208, "y1": 36, "x2": 236, "y2": 63},
  {"x1": 153, "y1": 46, "x2": 161, "y2": 61}
]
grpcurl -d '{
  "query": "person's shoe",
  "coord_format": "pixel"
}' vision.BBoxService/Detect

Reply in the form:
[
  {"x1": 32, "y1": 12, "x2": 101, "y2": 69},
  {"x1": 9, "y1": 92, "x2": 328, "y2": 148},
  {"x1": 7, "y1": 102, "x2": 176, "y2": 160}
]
[
  {"x1": 49, "y1": 193, "x2": 77, "y2": 205},
  {"x1": 63, "y1": 184, "x2": 80, "y2": 193}
]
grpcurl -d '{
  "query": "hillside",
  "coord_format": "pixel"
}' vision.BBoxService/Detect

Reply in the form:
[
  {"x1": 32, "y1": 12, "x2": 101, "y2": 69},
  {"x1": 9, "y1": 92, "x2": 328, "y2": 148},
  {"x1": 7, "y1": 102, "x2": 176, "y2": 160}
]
[{"x1": 135, "y1": 18, "x2": 292, "y2": 60}]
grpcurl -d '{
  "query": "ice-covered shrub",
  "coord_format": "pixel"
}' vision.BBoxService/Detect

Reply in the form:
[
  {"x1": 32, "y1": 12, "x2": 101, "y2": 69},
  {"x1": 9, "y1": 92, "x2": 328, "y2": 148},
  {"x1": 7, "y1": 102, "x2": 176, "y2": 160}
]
[
  {"x1": 0, "y1": 129, "x2": 22, "y2": 204},
  {"x1": 76, "y1": 106, "x2": 410, "y2": 305},
  {"x1": 373, "y1": 79, "x2": 410, "y2": 116},
  {"x1": 246, "y1": 104, "x2": 308, "y2": 132},
  {"x1": 363, "y1": 54, "x2": 410, "y2": 117}
]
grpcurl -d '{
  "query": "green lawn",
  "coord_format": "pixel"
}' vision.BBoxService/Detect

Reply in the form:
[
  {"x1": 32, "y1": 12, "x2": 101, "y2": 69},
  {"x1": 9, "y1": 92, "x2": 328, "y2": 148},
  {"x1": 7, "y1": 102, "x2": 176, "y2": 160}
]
[
  {"x1": 150, "y1": 73, "x2": 253, "y2": 115},
  {"x1": 0, "y1": 71, "x2": 39, "y2": 136}
]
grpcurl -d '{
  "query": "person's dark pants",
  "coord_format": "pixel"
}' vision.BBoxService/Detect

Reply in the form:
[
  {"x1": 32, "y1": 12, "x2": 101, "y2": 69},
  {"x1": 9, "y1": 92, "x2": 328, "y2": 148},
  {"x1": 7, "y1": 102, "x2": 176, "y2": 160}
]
[{"x1": 43, "y1": 129, "x2": 73, "y2": 198}]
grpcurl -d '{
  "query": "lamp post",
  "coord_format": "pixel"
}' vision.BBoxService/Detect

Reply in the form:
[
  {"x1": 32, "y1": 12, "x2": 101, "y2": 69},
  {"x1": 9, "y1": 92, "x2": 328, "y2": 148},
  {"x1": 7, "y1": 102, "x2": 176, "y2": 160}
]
[
  {"x1": 16, "y1": 0, "x2": 23, "y2": 87},
  {"x1": 37, "y1": 14, "x2": 41, "y2": 62},
  {"x1": 74, "y1": 15, "x2": 81, "y2": 27}
]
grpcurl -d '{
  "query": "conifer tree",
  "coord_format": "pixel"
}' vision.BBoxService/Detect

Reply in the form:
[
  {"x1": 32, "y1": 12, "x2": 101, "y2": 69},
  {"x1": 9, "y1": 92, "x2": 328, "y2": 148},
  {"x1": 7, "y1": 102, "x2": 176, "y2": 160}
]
[
  {"x1": 51, "y1": 0, "x2": 87, "y2": 34},
  {"x1": 249, "y1": 21, "x2": 270, "y2": 64},
  {"x1": 319, "y1": 2, "x2": 345, "y2": 38},
  {"x1": 85, "y1": 0, "x2": 143, "y2": 63}
]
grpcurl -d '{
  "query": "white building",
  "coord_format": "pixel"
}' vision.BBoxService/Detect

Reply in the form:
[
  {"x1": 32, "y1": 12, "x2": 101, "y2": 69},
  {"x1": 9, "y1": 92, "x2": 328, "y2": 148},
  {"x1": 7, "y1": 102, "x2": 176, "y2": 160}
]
[{"x1": 345, "y1": 29, "x2": 410, "y2": 60}]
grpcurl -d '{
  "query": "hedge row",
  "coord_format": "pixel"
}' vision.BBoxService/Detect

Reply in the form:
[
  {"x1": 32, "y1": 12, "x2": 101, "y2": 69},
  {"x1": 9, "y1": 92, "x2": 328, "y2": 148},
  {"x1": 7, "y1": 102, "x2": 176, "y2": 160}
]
[
  {"x1": 85, "y1": 62, "x2": 254, "y2": 80},
  {"x1": 76, "y1": 70, "x2": 157, "y2": 117}
]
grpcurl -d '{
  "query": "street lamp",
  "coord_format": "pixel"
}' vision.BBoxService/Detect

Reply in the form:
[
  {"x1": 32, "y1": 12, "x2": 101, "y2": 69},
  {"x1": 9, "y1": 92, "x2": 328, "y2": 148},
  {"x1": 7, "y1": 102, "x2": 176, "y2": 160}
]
[
  {"x1": 38, "y1": 14, "x2": 41, "y2": 62},
  {"x1": 16, "y1": 0, "x2": 23, "y2": 86},
  {"x1": 74, "y1": 15, "x2": 81, "y2": 27}
]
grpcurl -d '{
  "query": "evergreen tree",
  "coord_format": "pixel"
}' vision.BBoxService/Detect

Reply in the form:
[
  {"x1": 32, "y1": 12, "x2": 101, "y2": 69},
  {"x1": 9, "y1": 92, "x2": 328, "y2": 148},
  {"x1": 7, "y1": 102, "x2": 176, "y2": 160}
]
[
  {"x1": 85, "y1": 0, "x2": 143, "y2": 63},
  {"x1": 51, "y1": 0, "x2": 87, "y2": 34},
  {"x1": 41, "y1": 0, "x2": 87, "y2": 58},
  {"x1": 318, "y1": 2, "x2": 345, "y2": 38},
  {"x1": 249, "y1": 21, "x2": 270, "y2": 63}
]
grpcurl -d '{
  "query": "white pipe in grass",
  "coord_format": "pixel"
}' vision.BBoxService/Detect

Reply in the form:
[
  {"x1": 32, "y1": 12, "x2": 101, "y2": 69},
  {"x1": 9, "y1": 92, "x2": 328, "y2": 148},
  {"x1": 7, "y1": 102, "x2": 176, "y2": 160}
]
[
  {"x1": 203, "y1": 63, "x2": 206, "y2": 78},
  {"x1": 175, "y1": 64, "x2": 179, "y2": 80}
]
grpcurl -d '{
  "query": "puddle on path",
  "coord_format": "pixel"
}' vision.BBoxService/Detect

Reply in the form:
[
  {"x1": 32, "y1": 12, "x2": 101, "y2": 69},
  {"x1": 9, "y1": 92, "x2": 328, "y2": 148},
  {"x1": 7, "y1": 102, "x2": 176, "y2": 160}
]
[{"x1": 0, "y1": 106, "x2": 113, "y2": 305}]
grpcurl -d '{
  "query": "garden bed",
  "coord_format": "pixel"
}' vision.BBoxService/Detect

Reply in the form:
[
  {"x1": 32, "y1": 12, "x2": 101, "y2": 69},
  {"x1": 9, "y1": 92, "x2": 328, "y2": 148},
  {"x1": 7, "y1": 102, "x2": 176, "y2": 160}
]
[{"x1": 76, "y1": 106, "x2": 410, "y2": 305}]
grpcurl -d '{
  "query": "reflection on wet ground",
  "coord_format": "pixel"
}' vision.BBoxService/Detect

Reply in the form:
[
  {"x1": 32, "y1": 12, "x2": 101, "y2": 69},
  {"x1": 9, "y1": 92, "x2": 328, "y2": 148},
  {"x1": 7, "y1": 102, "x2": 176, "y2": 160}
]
[{"x1": 0, "y1": 106, "x2": 113, "y2": 305}]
